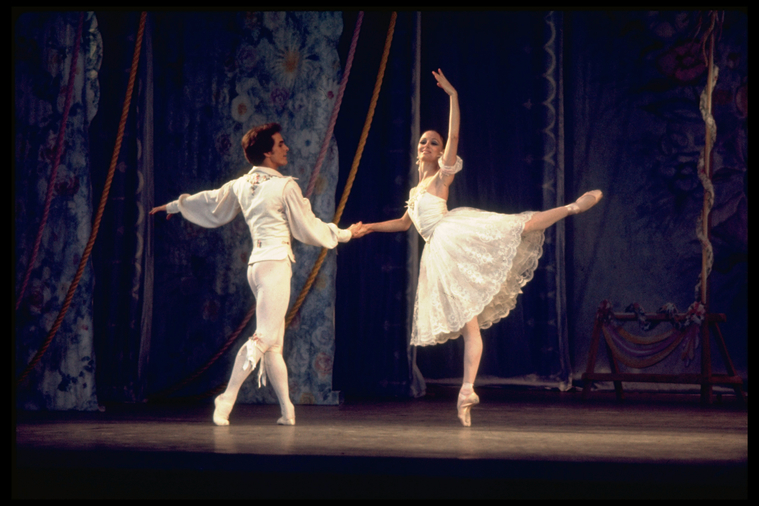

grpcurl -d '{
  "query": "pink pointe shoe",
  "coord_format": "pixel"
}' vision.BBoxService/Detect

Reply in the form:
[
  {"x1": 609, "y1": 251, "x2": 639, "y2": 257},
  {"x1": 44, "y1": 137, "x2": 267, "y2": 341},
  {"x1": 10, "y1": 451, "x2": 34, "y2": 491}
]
[
  {"x1": 457, "y1": 392, "x2": 480, "y2": 427},
  {"x1": 565, "y1": 190, "x2": 603, "y2": 215},
  {"x1": 277, "y1": 416, "x2": 296, "y2": 426}
]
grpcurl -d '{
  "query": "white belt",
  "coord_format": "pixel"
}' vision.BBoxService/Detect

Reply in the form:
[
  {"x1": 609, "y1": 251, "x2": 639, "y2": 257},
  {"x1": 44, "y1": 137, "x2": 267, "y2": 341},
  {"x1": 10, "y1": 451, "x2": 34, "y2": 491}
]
[{"x1": 254, "y1": 238, "x2": 290, "y2": 249}]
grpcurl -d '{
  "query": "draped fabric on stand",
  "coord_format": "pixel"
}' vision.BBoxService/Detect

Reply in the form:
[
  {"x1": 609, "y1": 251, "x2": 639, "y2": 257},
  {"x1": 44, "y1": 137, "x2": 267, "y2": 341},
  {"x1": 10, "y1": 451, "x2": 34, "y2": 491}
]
[{"x1": 15, "y1": 12, "x2": 102, "y2": 410}]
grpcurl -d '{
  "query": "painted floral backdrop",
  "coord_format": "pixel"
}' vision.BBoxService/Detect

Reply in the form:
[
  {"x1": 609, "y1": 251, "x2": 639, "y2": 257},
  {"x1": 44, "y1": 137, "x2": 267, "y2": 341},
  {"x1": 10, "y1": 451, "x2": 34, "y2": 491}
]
[{"x1": 15, "y1": 12, "x2": 102, "y2": 410}]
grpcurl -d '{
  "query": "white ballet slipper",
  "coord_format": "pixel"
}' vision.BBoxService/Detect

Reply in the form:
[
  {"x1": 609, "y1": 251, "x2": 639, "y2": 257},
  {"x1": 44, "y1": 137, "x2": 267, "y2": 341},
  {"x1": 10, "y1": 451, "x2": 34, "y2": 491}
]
[{"x1": 213, "y1": 394, "x2": 234, "y2": 426}]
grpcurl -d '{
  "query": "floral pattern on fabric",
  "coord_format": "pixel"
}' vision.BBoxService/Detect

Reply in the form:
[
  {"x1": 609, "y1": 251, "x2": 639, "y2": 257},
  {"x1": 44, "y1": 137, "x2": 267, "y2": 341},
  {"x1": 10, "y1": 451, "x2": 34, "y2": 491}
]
[
  {"x1": 14, "y1": 12, "x2": 102, "y2": 410},
  {"x1": 245, "y1": 172, "x2": 273, "y2": 194}
]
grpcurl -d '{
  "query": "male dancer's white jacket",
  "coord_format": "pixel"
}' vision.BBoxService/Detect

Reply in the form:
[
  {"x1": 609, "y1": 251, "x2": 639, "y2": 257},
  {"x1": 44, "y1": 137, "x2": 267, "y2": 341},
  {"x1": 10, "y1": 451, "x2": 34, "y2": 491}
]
[{"x1": 166, "y1": 165, "x2": 351, "y2": 263}]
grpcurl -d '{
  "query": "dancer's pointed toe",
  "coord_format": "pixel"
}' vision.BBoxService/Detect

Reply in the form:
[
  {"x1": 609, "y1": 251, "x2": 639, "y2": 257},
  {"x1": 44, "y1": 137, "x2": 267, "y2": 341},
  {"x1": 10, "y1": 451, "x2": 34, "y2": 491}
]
[
  {"x1": 277, "y1": 416, "x2": 296, "y2": 426},
  {"x1": 457, "y1": 392, "x2": 480, "y2": 427},
  {"x1": 566, "y1": 189, "x2": 603, "y2": 215}
]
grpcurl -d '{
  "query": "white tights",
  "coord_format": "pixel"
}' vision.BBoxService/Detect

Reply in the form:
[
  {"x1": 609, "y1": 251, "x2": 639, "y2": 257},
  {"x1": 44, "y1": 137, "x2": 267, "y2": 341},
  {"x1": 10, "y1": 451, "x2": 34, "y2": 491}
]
[{"x1": 213, "y1": 259, "x2": 295, "y2": 425}]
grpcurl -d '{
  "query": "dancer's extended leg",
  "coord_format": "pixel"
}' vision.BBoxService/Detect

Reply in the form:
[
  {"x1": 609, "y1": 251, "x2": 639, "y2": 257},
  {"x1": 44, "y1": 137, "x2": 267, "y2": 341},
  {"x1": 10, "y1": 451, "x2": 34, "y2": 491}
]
[
  {"x1": 522, "y1": 190, "x2": 603, "y2": 234},
  {"x1": 458, "y1": 317, "x2": 482, "y2": 427}
]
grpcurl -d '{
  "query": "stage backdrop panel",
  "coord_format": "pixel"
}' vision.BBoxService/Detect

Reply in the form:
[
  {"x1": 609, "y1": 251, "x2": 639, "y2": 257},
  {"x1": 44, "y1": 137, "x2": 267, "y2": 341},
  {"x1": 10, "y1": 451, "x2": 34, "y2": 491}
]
[
  {"x1": 565, "y1": 10, "x2": 747, "y2": 382},
  {"x1": 15, "y1": 11, "x2": 102, "y2": 410}
]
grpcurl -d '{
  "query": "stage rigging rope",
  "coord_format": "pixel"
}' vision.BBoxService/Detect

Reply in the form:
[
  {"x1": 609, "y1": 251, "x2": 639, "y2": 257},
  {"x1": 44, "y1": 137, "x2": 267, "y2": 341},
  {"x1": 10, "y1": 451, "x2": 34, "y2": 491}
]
[
  {"x1": 17, "y1": 11, "x2": 148, "y2": 386},
  {"x1": 148, "y1": 11, "x2": 386, "y2": 401}
]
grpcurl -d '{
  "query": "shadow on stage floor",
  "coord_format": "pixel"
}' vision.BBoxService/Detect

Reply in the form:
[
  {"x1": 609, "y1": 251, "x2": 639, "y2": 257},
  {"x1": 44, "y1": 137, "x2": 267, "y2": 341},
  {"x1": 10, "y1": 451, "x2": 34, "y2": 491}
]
[{"x1": 14, "y1": 386, "x2": 747, "y2": 499}]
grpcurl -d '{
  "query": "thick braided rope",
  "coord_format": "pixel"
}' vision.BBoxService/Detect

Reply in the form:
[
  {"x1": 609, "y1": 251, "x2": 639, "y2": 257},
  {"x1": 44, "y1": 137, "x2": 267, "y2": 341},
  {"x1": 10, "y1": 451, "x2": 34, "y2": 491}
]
[
  {"x1": 695, "y1": 13, "x2": 718, "y2": 305},
  {"x1": 16, "y1": 12, "x2": 85, "y2": 311},
  {"x1": 285, "y1": 12, "x2": 397, "y2": 329},
  {"x1": 17, "y1": 12, "x2": 147, "y2": 386},
  {"x1": 304, "y1": 11, "x2": 364, "y2": 198},
  {"x1": 148, "y1": 13, "x2": 370, "y2": 401}
]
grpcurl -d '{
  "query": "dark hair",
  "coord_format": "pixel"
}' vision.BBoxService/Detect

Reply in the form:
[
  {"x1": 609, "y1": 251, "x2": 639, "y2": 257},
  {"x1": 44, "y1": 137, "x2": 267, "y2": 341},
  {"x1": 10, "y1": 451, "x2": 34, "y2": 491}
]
[
  {"x1": 421, "y1": 129, "x2": 446, "y2": 148},
  {"x1": 241, "y1": 123, "x2": 282, "y2": 165}
]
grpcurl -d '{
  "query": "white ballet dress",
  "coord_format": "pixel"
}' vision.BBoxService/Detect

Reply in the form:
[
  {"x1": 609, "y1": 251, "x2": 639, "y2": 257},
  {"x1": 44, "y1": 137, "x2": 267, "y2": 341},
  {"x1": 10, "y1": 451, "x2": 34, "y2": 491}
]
[{"x1": 408, "y1": 156, "x2": 545, "y2": 346}]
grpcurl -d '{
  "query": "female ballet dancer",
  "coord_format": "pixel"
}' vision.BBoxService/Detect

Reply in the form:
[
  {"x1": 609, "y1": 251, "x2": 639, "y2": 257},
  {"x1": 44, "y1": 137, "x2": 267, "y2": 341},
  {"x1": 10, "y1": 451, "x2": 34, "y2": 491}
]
[
  {"x1": 351, "y1": 69, "x2": 602, "y2": 426},
  {"x1": 150, "y1": 123, "x2": 360, "y2": 426}
]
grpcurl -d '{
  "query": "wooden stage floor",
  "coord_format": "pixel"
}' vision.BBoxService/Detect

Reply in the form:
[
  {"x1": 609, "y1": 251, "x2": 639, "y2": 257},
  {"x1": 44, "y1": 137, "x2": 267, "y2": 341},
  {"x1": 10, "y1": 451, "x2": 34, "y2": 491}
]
[{"x1": 14, "y1": 387, "x2": 747, "y2": 499}]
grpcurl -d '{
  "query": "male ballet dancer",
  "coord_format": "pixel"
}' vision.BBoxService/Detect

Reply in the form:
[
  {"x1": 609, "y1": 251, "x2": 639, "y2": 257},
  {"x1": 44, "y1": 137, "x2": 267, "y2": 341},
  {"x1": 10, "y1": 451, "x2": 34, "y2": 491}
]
[{"x1": 151, "y1": 123, "x2": 359, "y2": 425}]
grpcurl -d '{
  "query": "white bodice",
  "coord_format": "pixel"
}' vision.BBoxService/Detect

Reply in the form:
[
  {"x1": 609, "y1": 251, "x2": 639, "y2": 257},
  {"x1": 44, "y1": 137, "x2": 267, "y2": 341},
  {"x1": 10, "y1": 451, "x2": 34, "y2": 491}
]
[{"x1": 407, "y1": 188, "x2": 448, "y2": 242}]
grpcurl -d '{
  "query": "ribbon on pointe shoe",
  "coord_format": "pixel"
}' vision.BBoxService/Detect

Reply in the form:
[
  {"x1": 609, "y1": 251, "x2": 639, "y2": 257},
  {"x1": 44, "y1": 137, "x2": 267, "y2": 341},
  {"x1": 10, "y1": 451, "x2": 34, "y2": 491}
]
[{"x1": 242, "y1": 335, "x2": 267, "y2": 387}]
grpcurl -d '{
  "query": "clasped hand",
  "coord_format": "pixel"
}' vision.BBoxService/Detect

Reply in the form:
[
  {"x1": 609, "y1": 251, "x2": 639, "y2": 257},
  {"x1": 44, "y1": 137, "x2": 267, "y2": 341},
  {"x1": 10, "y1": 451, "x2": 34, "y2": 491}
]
[{"x1": 348, "y1": 222, "x2": 369, "y2": 238}]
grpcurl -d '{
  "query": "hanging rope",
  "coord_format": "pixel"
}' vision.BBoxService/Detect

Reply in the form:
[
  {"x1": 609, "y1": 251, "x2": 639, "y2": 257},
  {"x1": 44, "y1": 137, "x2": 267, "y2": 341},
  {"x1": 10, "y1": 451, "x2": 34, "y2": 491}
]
[
  {"x1": 148, "y1": 12, "x2": 372, "y2": 401},
  {"x1": 17, "y1": 12, "x2": 148, "y2": 386},
  {"x1": 16, "y1": 12, "x2": 85, "y2": 311},
  {"x1": 304, "y1": 11, "x2": 364, "y2": 198}
]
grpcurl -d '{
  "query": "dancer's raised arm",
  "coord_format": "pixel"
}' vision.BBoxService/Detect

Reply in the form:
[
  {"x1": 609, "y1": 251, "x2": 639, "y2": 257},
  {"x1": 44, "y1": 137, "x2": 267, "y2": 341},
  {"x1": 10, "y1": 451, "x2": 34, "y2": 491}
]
[{"x1": 433, "y1": 69, "x2": 459, "y2": 176}]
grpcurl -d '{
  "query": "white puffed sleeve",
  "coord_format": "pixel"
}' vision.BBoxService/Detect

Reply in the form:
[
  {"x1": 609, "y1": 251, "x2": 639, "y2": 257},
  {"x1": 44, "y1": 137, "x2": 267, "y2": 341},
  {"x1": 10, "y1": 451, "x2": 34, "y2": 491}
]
[
  {"x1": 282, "y1": 180, "x2": 351, "y2": 248},
  {"x1": 165, "y1": 179, "x2": 241, "y2": 228},
  {"x1": 438, "y1": 155, "x2": 463, "y2": 177}
]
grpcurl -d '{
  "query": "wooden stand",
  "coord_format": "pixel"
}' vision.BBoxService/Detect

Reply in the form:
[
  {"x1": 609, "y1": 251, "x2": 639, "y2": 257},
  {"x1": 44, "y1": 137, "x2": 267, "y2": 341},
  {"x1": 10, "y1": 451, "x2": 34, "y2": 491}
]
[{"x1": 581, "y1": 310, "x2": 745, "y2": 404}]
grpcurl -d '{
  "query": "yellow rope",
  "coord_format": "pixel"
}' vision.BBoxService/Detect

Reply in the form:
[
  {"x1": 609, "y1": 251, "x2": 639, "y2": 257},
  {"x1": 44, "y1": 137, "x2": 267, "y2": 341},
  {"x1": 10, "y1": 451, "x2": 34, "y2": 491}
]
[{"x1": 284, "y1": 12, "x2": 397, "y2": 328}]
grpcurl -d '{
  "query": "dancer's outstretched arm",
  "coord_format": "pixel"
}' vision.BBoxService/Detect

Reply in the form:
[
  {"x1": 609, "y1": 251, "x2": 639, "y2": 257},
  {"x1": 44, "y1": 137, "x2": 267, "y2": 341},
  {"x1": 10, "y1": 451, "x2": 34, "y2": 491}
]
[
  {"x1": 350, "y1": 212, "x2": 411, "y2": 238},
  {"x1": 149, "y1": 181, "x2": 242, "y2": 227}
]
